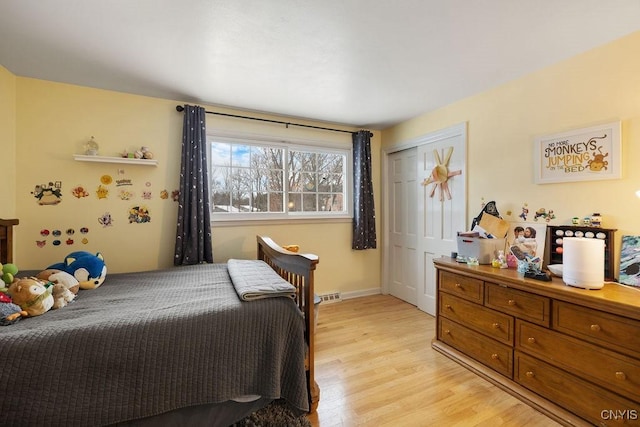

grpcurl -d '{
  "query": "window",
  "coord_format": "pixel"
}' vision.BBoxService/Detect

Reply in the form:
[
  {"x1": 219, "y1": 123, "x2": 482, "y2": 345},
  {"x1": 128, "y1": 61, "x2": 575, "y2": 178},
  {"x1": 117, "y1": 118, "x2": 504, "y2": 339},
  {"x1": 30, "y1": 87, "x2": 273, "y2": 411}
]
[{"x1": 209, "y1": 135, "x2": 351, "y2": 220}]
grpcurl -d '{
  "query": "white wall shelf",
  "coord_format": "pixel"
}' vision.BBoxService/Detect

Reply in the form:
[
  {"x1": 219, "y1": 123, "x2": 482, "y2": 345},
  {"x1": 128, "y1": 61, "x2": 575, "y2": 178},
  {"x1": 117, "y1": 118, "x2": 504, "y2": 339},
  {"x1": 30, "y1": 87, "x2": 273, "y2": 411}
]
[{"x1": 73, "y1": 154, "x2": 158, "y2": 166}]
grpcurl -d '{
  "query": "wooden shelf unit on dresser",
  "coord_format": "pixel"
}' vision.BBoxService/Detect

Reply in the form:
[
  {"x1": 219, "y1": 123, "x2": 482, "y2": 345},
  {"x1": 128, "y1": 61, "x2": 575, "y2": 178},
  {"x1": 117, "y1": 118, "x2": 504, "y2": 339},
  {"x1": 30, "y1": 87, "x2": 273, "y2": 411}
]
[
  {"x1": 433, "y1": 257, "x2": 640, "y2": 427},
  {"x1": 544, "y1": 225, "x2": 617, "y2": 282}
]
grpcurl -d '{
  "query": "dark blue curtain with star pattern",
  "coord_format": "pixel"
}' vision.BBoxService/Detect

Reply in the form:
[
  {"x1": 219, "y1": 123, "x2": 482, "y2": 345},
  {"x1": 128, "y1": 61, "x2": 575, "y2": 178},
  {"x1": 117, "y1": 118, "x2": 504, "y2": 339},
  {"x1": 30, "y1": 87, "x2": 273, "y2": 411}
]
[
  {"x1": 352, "y1": 130, "x2": 377, "y2": 249},
  {"x1": 174, "y1": 104, "x2": 213, "y2": 265}
]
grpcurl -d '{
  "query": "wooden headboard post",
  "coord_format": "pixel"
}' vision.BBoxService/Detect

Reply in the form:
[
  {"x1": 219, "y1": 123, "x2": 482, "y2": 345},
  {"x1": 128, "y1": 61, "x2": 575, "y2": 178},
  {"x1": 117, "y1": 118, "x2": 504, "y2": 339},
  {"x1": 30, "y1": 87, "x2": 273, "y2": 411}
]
[
  {"x1": 0, "y1": 219, "x2": 19, "y2": 265},
  {"x1": 256, "y1": 235, "x2": 320, "y2": 413}
]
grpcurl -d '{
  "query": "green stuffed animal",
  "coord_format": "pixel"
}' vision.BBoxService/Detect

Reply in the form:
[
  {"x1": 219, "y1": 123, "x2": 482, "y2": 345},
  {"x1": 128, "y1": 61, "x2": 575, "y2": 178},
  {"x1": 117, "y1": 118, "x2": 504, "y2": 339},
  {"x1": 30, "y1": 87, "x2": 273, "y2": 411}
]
[{"x1": 0, "y1": 262, "x2": 19, "y2": 292}]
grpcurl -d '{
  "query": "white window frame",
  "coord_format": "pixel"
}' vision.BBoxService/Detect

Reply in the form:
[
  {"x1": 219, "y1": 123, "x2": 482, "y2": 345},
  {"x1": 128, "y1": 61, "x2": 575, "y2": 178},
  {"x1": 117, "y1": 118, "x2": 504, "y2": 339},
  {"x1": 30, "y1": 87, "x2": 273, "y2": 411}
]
[{"x1": 208, "y1": 130, "x2": 353, "y2": 223}]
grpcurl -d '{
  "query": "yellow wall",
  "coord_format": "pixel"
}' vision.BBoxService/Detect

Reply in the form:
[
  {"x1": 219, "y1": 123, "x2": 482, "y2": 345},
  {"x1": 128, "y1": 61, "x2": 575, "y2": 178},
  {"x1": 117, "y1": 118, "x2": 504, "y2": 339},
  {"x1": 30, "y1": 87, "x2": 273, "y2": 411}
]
[
  {"x1": 383, "y1": 31, "x2": 640, "y2": 277},
  {"x1": 9, "y1": 77, "x2": 381, "y2": 296},
  {"x1": 206, "y1": 113, "x2": 382, "y2": 297},
  {"x1": 13, "y1": 31, "x2": 637, "y2": 292},
  {"x1": 15, "y1": 79, "x2": 183, "y2": 273},
  {"x1": 0, "y1": 66, "x2": 16, "y2": 218}
]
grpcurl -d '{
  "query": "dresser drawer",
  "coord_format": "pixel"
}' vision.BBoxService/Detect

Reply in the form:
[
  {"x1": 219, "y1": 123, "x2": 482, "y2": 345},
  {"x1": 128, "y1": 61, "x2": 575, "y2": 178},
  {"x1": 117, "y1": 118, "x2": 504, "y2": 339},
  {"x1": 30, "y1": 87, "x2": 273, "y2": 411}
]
[
  {"x1": 516, "y1": 320, "x2": 640, "y2": 402},
  {"x1": 439, "y1": 292, "x2": 513, "y2": 345},
  {"x1": 554, "y1": 301, "x2": 640, "y2": 359},
  {"x1": 439, "y1": 317, "x2": 512, "y2": 378},
  {"x1": 439, "y1": 271, "x2": 483, "y2": 303},
  {"x1": 515, "y1": 352, "x2": 639, "y2": 426},
  {"x1": 485, "y1": 282, "x2": 550, "y2": 326}
]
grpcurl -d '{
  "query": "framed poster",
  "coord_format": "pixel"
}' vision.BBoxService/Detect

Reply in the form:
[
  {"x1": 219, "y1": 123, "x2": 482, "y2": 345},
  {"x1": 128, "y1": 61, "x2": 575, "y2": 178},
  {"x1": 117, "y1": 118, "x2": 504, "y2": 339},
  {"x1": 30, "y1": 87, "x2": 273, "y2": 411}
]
[
  {"x1": 533, "y1": 121, "x2": 621, "y2": 184},
  {"x1": 619, "y1": 235, "x2": 640, "y2": 286},
  {"x1": 507, "y1": 222, "x2": 547, "y2": 264}
]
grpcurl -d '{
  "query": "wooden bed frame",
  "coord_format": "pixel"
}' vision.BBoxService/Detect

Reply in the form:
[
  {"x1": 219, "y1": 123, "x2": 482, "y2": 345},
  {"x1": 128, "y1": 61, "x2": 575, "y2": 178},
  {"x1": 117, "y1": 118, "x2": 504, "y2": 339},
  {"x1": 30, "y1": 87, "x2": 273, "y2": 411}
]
[
  {"x1": 257, "y1": 235, "x2": 320, "y2": 412},
  {"x1": 0, "y1": 218, "x2": 18, "y2": 265}
]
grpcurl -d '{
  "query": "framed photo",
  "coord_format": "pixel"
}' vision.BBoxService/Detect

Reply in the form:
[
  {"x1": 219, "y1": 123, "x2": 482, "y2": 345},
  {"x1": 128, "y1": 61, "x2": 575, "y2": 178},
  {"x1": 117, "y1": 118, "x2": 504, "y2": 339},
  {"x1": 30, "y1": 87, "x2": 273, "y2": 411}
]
[
  {"x1": 507, "y1": 222, "x2": 547, "y2": 264},
  {"x1": 619, "y1": 235, "x2": 640, "y2": 286},
  {"x1": 533, "y1": 121, "x2": 621, "y2": 184}
]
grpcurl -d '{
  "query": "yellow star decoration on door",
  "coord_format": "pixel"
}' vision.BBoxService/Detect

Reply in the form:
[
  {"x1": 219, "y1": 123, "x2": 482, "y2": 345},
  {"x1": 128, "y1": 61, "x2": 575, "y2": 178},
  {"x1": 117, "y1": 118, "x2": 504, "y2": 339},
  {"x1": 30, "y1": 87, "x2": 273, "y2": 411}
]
[{"x1": 421, "y1": 147, "x2": 462, "y2": 201}]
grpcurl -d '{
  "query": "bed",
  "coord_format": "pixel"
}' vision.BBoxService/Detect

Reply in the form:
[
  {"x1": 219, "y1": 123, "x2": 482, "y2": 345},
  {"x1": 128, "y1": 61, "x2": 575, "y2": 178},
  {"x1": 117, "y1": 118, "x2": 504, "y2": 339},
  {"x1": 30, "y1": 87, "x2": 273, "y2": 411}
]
[{"x1": 0, "y1": 223, "x2": 319, "y2": 427}]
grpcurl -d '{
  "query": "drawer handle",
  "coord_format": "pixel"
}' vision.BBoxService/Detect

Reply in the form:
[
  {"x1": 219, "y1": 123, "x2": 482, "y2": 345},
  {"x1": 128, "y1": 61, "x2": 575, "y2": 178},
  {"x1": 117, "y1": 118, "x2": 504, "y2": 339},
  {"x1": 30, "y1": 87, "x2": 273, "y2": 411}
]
[
  {"x1": 444, "y1": 329, "x2": 451, "y2": 335},
  {"x1": 525, "y1": 371, "x2": 535, "y2": 378},
  {"x1": 527, "y1": 337, "x2": 536, "y2": 344},
  {"x1": 492, "y1": 322, "x2": 500, "y2": 329},
  {"x1": 616, "y1": 371, "x2": 627, "y2": 380},
  {"x1": 445, "y1": 304, "x2": 452, "y2": 310},
  {"x1": 455, "y1": 283, "x2": 462, "y2": 288},
  {"x1": 590, "y1": 324, "x2": 601, "y2": 332},
  {"x1": 491, "y1": 353, "x2": 499, "y2": 360},
  {"x1": 507, "y1": 299, "x2": 516, "y2": 306}
]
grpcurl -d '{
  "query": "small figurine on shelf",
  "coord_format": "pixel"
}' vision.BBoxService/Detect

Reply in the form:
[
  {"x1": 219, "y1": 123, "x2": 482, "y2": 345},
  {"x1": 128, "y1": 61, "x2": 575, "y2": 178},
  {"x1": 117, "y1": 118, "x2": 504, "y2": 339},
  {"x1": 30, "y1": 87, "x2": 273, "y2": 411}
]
[
  {"x1": 120, "y1": 146, "x2": 154, "y2": 160},
  {"x1": 140, "y1": 146, "x2": 154, "y2": 159},
  {"x1": 85, "y1": 136, "x2": 99, "y2": 156},
  {"x1": 590, "y1": 213, "x2": 602, "y2": 227}
]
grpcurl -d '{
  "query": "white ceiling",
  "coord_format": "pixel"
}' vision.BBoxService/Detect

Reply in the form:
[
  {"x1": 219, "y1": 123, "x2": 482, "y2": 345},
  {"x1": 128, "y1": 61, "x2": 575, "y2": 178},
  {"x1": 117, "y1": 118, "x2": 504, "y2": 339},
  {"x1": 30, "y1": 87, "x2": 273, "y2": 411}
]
[{"x1": 1, "y1": 1, "x2": 640, "y2": 129}]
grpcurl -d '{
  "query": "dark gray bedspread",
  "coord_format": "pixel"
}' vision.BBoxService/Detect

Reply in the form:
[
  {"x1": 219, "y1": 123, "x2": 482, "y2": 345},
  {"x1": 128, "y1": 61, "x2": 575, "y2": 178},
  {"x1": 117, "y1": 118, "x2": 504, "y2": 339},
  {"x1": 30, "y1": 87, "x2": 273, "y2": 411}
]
[{"x1": 0, "y1": 263, "x2": 308, "y2": 426}]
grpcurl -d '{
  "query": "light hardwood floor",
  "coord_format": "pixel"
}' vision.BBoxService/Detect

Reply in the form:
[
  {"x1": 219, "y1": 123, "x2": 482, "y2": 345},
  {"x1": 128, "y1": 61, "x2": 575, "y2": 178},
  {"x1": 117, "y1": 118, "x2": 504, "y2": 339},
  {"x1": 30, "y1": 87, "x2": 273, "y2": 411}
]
[{"x1": 307, "y1": 294, "x2": 562, "y2": 427}]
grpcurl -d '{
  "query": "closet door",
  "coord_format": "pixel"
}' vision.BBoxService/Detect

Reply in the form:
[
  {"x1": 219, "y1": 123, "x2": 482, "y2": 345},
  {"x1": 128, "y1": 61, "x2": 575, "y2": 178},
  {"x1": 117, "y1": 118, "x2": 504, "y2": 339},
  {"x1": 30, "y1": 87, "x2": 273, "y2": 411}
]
[
  {"x1": 387, "y1": 147, "x2": 418, "y2": 305},
  {"x1": 416, "y1": 125, "x2": 466, "y2": 315},
  {"x1": 385, "y1": 123, "x2": 467, "y2": 314}
]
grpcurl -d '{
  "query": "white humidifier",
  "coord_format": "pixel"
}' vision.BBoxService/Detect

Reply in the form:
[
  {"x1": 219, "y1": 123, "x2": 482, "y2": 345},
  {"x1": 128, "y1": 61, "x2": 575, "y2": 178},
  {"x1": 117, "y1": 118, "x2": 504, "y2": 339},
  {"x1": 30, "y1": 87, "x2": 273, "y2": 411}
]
[{"x1": 562, "y1": 237, "x2": 604, "y2": 290}]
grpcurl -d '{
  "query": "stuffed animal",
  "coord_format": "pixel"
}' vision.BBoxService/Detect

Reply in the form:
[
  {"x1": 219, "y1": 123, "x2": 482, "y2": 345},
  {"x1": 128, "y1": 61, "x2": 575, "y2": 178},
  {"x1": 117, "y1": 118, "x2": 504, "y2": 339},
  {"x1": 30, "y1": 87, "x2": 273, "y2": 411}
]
[
  {"x1": 7, "y1": 277, "x2": 54, "y2": 317},
  {"x1": 51, "y1": 283, "x2": 75, "y2": 309},
  {"x1": 0, "y1": 292, "x2": 27, "y2": 326},
  {"x1": 282, "y1": 245, "x2": 300, "y2": 253},
  {"x1": 36, "y1": 269, "x2": 80, "y2": 294},
  {"x1": 48, "y1": 251, "x2": 107, "y2": 289},
  {"x1": 0, "y1": 262, "x2": 19, "y2": 290}
]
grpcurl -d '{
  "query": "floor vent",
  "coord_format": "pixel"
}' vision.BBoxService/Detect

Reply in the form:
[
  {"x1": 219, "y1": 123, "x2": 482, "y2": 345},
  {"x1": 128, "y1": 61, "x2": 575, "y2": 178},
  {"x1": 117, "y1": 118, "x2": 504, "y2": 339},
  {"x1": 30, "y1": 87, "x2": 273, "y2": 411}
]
[{"x1": 319, "y1": 292, "x2": 342, "y2": 303}]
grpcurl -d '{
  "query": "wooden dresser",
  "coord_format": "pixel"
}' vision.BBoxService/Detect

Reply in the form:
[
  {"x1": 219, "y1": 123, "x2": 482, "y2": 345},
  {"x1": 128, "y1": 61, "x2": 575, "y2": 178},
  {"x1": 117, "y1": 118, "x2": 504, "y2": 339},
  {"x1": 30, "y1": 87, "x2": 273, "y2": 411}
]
[{"x1": 433, "y1": 257, "x2": 640, "y2": 426}]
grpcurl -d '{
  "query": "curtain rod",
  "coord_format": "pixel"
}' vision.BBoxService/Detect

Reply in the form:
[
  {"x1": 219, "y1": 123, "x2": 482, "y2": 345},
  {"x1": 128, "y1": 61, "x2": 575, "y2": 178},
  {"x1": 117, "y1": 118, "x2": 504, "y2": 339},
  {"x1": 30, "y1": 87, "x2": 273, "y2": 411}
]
[{"x1": 176, "y1": 105, "x2": 371, "y2": 136}]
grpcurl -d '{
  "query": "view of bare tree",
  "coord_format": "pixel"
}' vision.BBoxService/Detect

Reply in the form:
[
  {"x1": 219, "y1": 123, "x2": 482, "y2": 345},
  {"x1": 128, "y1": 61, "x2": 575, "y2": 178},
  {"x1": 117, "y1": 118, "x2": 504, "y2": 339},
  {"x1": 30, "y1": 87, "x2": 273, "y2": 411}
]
[{"x1": 210, "y1": 142, "x2": 345, "y2": 214}]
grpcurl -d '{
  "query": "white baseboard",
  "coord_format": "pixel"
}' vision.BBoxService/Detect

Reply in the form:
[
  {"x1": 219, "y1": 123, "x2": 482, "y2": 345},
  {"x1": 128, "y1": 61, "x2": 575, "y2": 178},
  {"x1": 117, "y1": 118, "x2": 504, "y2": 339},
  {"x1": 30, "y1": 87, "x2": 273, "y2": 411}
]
[{"x1": 340, "y1": 287, "x2": 381, "y2": 300}]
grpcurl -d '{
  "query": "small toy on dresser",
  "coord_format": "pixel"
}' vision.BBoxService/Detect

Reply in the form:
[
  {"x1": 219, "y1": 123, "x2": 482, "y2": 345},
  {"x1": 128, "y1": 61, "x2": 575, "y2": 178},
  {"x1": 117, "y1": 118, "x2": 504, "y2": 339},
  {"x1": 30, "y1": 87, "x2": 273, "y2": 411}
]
[{"x1": 524, "y1": 268, "x2": 552, "y2": 282}]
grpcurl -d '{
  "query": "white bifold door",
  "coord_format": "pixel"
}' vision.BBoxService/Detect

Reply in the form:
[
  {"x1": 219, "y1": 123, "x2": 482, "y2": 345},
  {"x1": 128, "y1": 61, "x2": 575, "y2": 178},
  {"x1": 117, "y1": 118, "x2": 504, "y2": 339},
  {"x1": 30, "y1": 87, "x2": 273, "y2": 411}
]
[{"x1": 386, "y1": 124, "x2": 466, "y2": 315}]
